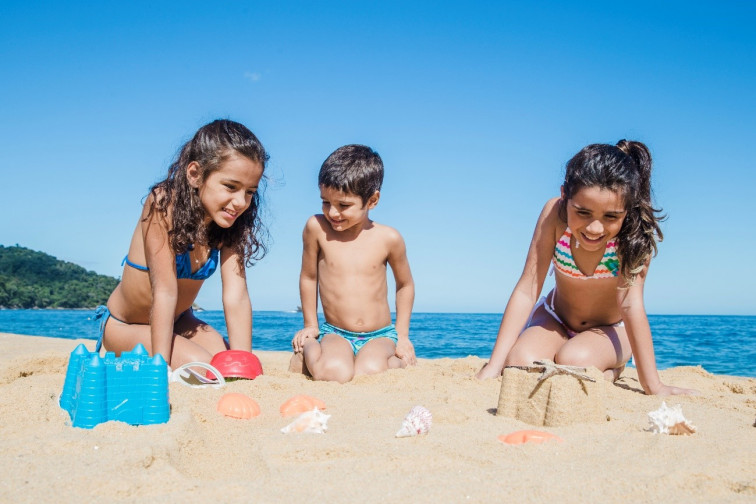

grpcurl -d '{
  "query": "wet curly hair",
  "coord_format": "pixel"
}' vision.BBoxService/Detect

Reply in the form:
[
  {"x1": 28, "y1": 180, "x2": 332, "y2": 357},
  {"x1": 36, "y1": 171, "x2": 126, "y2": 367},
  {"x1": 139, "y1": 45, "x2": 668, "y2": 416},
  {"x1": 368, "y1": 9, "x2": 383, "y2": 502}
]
[
  {"x1": 146, "y1": 119, "x2": 269, "y2": 267},
  {"x1": 558, "y1": 140, "x2": 665, "y2": 281}
]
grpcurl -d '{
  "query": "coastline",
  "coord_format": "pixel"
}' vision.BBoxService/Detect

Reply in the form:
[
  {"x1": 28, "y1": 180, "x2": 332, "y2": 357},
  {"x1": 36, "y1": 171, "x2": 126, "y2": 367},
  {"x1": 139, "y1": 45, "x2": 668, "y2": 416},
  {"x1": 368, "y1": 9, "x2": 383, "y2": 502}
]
[{"x1": 1, "y1": 332, "x2": 755, "y2": 503}]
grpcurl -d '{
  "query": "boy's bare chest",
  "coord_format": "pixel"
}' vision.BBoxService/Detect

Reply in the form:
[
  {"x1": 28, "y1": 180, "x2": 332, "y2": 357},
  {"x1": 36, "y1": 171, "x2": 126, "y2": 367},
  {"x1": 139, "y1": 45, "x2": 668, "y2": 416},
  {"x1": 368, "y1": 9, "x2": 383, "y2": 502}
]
[{"x1": 318, "y1": 239, "x2": 387, "y2": 274}]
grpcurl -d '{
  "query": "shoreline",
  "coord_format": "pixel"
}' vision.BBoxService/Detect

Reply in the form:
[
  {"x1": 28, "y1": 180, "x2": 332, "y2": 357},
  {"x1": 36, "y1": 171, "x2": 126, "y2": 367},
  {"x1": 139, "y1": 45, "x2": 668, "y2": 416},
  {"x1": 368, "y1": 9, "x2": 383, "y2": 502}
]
[{"x1": 1, "y1": 332, "x2": 755, "y2": 502}]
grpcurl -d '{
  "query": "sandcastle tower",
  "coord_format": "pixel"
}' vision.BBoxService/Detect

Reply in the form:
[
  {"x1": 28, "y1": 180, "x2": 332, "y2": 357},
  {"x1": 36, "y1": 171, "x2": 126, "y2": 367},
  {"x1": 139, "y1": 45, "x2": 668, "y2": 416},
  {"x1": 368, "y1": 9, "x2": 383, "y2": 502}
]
[{"x1": 496, "y1": 361, "x2": 606, "y2": 426}]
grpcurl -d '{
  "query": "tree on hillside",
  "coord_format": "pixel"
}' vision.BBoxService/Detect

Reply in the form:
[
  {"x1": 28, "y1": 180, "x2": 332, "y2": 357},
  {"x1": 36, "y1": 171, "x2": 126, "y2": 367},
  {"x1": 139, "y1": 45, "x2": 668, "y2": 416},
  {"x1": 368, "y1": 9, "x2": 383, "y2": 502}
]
[{"x1": 0, "y1": 245, "x2": 119, "y2": 308}]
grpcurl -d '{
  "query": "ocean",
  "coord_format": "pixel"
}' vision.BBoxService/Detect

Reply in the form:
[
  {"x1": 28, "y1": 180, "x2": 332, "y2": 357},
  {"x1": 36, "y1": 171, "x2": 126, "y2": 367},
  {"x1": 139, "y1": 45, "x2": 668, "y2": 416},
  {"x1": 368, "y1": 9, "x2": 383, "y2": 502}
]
[{"x1": 0, "y1": 310, "x2": 754, "y2": 378}]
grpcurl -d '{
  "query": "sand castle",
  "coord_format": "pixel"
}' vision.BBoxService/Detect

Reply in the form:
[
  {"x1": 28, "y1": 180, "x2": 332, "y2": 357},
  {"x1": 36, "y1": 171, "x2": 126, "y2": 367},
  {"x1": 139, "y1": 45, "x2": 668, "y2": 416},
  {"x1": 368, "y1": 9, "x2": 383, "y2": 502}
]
[{"x1": 496, "y1": 360, "x2": 606, "y2": 426}]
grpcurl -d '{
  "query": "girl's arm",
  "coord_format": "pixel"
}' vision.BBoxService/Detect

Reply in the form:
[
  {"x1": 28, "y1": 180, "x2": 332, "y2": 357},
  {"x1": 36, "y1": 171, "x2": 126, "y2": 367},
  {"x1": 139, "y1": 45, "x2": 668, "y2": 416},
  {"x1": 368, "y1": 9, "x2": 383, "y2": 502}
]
[
  {"x1": 476, "y1": 199, "x2": 559, "y2": 379},
  {"x1": 141, "y1": 196, "x2": 179, "y2": 365},
  {"x1": 387, "y1": 229, "x2": 416, "y2": 365},
  {"x1": 220, "y1": 247, "x2": 252, "y2": 351},
  {"x1": 617, "y1": 261, "x2": 698, "y2": 395},
  {"x1": 292, "y1": 217, "x2": 320, "y2": 352}
]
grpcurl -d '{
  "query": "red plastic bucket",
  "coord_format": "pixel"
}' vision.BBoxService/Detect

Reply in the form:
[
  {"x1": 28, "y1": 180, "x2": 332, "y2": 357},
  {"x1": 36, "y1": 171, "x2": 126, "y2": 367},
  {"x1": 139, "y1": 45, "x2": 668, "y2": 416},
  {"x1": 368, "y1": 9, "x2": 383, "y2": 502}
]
[{"x1": 207, "y1": 350, "x2": 263, "y2": 380}]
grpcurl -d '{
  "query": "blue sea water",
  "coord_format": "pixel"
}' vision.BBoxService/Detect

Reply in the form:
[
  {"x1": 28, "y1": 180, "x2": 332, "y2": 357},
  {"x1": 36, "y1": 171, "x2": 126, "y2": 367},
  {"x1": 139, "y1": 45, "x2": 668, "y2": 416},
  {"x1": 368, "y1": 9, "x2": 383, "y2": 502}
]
[{"x1": 0, "y1": 310, "x2": 754, "y2": 378}]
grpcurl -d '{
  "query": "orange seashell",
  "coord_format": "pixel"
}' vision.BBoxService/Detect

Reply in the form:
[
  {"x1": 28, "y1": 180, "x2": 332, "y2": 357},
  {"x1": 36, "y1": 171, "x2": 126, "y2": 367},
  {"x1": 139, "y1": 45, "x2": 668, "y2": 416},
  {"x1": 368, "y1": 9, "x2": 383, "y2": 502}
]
[
  {"x1": 217, "y1": 393, "x2": 261, "y2": 419},
  {"x1": 279, "y1": 395, "x2": 326, "y2": 417},
  {"x1": 497, "y1": 430, "x2": 563, "y2": 445}
]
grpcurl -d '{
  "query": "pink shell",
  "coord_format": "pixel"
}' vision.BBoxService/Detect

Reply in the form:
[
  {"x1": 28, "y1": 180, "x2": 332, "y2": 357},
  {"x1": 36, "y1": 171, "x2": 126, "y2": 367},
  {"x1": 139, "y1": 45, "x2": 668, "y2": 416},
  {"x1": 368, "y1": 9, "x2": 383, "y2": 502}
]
[
  {"x1": 217, "y1": 393, "x2": 261, "y2": 419},
  {"x1": 279, "y1": 395, "x2": 327, "y2": 417},
  {"x1": 497, "y1": 430, "x2": 563, "y2": 445}
]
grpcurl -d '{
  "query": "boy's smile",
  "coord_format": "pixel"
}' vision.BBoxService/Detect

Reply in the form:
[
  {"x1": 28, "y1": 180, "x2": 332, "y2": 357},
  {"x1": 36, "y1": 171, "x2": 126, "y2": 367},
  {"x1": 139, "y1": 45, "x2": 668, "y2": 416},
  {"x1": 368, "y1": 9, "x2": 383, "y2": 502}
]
[{"x1": 320, "y1": 186, "x2": 379, "y2": 233}]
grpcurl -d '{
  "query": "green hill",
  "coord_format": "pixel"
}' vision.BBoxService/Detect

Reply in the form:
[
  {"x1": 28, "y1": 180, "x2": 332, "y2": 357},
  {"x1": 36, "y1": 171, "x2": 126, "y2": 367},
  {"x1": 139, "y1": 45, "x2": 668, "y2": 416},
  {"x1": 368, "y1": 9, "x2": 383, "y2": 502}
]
[{"x1": 0, "y1": 245, "x2": 119, "y2": 309}]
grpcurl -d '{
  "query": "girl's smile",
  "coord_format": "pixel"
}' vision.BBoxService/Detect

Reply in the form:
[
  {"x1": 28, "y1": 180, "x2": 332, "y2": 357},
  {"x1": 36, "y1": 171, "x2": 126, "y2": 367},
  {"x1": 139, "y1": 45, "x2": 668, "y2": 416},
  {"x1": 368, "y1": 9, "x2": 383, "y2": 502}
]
[
  {"x1": 565, "y1": 186, "x2": 626, "y2": 252},
  {"x1": 191, "y1": 153, "x2": 264, "y2": 228}
]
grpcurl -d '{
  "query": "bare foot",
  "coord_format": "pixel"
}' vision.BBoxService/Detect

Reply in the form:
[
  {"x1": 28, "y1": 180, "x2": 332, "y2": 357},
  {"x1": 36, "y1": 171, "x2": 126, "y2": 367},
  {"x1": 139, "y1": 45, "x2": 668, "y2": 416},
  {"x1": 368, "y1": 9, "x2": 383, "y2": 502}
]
[
  {"x1": 388, "y1": 355, "x2": 406, "y2": 369},
  {"x1": 604, "y1": 364, "x2": 625, "y2": 382},
  {"x1": 288, "y1": 352, "x2": 304, "y2": 373},
  {"x1": 288, "y1": 351, "x2": 313, "y2": 377}
]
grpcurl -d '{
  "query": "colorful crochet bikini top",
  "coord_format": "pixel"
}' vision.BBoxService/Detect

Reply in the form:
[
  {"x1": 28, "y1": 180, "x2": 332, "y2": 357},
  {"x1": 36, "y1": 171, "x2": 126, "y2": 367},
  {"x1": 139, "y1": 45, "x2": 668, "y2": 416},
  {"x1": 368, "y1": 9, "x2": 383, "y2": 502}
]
[{"x1": 552, "y1": 227, "x2": 619, "y2": 279}]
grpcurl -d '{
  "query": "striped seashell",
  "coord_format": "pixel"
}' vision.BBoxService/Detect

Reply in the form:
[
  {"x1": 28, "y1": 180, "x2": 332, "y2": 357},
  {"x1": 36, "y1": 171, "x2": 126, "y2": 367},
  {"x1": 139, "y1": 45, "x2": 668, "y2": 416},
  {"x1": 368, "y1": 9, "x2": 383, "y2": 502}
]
[{"x1": 395, "y1": 405, "x2": 432, "y2": 438}]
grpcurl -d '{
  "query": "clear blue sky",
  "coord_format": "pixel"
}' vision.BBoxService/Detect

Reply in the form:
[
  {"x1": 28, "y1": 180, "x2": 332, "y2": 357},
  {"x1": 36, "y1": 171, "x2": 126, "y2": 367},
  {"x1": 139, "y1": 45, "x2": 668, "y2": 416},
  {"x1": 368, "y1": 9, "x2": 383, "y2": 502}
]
[{"x1": 1, "y1": 1, "x2": 754, "y2": 315}]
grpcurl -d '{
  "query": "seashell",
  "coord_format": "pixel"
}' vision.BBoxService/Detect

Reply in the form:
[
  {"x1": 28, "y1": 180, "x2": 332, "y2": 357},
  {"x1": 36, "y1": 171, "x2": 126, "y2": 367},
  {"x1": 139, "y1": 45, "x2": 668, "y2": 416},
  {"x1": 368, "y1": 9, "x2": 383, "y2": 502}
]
[
  {"x1": 497, "y1": 430, "x2": 563, "y2": 445},
  {"x1": 647, "y1": 402, "x2": 696, "y2": 435},
  {"x1": 279, "y1": 395, "x2": 327, "y2": 417},
  {"x1": 281, "y1": 407, "x2": 330, "y2": 434},
  {"x1": 395, "y1": 405, "x2": 432, "y2": 438},
  {"x1": 217, "y1": 393, "x2": 261, "y2": 419}
]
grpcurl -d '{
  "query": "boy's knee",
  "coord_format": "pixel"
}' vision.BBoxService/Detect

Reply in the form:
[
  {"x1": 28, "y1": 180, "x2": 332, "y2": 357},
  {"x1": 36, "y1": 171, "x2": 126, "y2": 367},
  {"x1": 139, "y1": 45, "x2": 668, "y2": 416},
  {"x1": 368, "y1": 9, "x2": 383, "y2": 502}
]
[
  {"x1": 354, "y1": 358, "x2": 388, "y2": 376},
  {"x1": 312, "y1": 359, "x2": 354, "y2": 383}
]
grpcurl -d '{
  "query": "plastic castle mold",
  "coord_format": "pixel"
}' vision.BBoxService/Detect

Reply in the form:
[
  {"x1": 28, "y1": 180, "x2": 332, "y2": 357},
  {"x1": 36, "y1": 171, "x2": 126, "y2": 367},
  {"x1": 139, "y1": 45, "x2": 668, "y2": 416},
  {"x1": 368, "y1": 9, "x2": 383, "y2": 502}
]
[{"x1": 59, "y1": 343, "x2": 170, "y2": 429}]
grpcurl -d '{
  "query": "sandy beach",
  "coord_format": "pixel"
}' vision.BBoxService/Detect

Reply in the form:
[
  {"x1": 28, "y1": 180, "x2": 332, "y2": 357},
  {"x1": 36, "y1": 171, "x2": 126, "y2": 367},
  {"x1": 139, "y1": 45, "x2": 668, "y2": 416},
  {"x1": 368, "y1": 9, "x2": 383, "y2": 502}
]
[{"x1": 1, "y1": 332, "x2": 754, "y2": 503}]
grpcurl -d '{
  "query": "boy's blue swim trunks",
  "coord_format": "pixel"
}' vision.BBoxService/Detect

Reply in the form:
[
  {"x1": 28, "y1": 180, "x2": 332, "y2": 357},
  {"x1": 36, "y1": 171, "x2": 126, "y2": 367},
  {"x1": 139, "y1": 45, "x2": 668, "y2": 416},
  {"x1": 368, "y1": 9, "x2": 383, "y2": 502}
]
[{"x1": 318, "y1": 322, "x2": 398, "y2": 355}]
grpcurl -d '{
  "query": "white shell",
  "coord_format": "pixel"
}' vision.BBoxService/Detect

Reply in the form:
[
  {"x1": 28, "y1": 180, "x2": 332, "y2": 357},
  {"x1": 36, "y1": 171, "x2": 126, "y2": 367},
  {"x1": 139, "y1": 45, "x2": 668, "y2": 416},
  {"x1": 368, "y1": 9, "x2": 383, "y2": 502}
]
[
  {"x1": 395, "y1": 405, "x2": 432, "y2": 438},
  {"x1": 647, "y1": 402, "x2": 696, "y2": 435},
  {"x1": 281, "y1": 407, "x2": 330, "y2": 434}
]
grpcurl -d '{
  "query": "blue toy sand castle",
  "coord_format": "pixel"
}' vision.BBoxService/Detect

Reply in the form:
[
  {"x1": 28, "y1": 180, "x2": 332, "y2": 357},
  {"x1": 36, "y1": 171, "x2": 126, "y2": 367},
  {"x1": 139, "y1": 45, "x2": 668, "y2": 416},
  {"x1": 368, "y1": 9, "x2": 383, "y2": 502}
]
[{"x1": 59, "y1": 344, "x2": 170, "y2": 429}]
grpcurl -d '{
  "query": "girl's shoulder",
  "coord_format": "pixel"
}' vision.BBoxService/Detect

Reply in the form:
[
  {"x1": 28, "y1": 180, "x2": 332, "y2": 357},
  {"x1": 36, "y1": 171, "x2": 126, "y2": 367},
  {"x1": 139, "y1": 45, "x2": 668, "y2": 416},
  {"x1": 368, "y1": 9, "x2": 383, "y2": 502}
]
[
  {"x1": 139, "y1": 187, "x2": 173, "y2": 228},
  {"x1": 539, "y1": 197, "x2": 565, "y2": 226},
  {"x1": 535, "y1": 197, "x2": 567, "y2": 246}
]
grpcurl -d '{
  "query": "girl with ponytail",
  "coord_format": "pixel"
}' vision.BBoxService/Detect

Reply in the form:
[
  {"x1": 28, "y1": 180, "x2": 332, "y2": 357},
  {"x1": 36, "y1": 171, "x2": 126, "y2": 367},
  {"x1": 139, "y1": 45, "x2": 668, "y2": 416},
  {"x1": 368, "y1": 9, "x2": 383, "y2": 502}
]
[{"x1": 477, "y1": 140, "x2": 696, "y2": 395}]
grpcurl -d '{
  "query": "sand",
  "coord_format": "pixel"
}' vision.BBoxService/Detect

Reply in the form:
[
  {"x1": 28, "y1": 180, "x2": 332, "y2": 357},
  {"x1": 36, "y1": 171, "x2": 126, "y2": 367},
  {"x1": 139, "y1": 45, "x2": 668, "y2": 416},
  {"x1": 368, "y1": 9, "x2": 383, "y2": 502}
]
[{"x1": 1, "y1": 332, "x2": 754, "y2": 503}]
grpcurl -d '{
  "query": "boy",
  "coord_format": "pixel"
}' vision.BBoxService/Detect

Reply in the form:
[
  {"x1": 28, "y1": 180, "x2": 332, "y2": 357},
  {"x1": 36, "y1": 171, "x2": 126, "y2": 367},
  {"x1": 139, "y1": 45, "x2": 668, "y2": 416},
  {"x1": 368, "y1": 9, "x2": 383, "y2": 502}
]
[{"x1": 289, "y1": 145, "x2": 416, "y2": 383}]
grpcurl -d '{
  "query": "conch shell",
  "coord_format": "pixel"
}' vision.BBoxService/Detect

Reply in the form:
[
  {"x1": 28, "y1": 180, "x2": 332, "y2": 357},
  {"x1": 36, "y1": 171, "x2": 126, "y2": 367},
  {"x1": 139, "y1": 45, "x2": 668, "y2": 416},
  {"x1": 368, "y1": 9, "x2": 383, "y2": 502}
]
[
  {"x1": 281, "y1": 407, "x2": 330, "y2": 434},
  {"x1": 647, "y1": 402, "x2": 696, "y2": 435},
  {"x1": 395, "y1": 405, "x2": 432, "y2": 438}
]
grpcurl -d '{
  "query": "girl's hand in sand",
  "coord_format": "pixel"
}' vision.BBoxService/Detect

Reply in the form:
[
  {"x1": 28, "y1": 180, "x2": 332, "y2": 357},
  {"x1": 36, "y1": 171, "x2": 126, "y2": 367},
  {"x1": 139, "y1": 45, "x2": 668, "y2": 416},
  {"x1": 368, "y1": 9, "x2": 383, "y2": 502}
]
[
  {"x1": 649, "y1": 383, "x2": 700, "y2": 396},
  {"x1": 396, "y1": 337, "x2": 416, "y2": 366},
  {"x1": 292, "y1": 326, "x2": 319, "y2": 352},
  {"x1": 475, "y1": 362, "x2": 502, "y2": 380}
]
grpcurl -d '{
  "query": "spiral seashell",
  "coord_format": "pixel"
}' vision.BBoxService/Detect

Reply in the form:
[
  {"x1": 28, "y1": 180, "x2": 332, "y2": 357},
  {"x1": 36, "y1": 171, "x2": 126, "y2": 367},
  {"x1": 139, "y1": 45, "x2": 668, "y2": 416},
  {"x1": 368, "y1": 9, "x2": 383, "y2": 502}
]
[
  {"x1": 216, "y1": 393, "x2": 261, "y2": 420},
  {"x1": 395, "y1": 405, "x2": 432, "y2": 438},
  {"x1": 647, "y1": 402, "x2": 696, "y2": 435}
]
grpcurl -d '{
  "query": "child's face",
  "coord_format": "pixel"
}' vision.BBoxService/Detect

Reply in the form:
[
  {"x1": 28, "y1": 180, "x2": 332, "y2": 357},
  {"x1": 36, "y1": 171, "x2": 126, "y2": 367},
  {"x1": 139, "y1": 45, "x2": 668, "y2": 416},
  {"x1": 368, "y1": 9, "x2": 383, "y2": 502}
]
[
  {"x1": 564, "y1": 186, "x2": 626, "y2": 251},
  {"x1": 190, "y1": 152, "x2": 264, "y2": 228},
  {"x1": 320, "y1": 186, "x2": 378, "y2": 233}
]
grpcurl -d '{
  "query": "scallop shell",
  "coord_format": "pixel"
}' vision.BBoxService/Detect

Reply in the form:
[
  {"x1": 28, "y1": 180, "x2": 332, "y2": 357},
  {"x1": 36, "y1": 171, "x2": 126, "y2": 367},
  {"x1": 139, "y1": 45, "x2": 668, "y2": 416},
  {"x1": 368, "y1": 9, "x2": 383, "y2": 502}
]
[
  {"x1": 217, "y1": 393, "x2": 261, "y2": 420},
  {"x1": 281, "y1": 407, "x2": 330, "y2": 434},
  {"x1": 647, "y1": 402, "x2": 696, "y2": 435},
  {"x1": 395, "y1": 405, "x2": 432, "y2": 438},
  {"x1": 497, "y1": 430, "x2": 563, "y2": 445},
  {"x1": 279, "y1": 395, "x2": 327, "y2": 417}
]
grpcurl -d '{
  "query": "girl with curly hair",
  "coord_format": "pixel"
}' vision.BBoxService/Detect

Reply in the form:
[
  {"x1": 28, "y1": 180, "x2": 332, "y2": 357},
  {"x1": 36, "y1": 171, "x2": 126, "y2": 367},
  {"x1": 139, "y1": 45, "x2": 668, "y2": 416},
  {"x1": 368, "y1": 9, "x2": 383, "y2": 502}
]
[{"x1": 96, "y1": 119, "x2": 268, "y2": 368}]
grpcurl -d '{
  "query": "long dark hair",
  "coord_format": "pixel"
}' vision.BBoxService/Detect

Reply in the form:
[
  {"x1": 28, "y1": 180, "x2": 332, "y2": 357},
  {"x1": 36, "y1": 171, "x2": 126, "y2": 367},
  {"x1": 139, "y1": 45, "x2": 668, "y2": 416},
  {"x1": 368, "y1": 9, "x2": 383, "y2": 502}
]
[
  {"x1": 558, "y1": 140, "x2": 664, "y2": 281},
  {"x1": 146, "y1": 119, "x2": 269, "y2": 266}
]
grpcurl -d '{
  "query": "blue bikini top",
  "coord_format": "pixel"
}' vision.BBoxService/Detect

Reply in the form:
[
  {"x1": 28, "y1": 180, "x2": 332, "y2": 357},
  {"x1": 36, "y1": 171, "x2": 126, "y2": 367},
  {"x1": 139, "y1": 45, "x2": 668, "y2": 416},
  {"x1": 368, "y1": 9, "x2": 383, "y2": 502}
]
[{"x1": 122, "y1": 246, "x2": 220, "y2": 280}]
